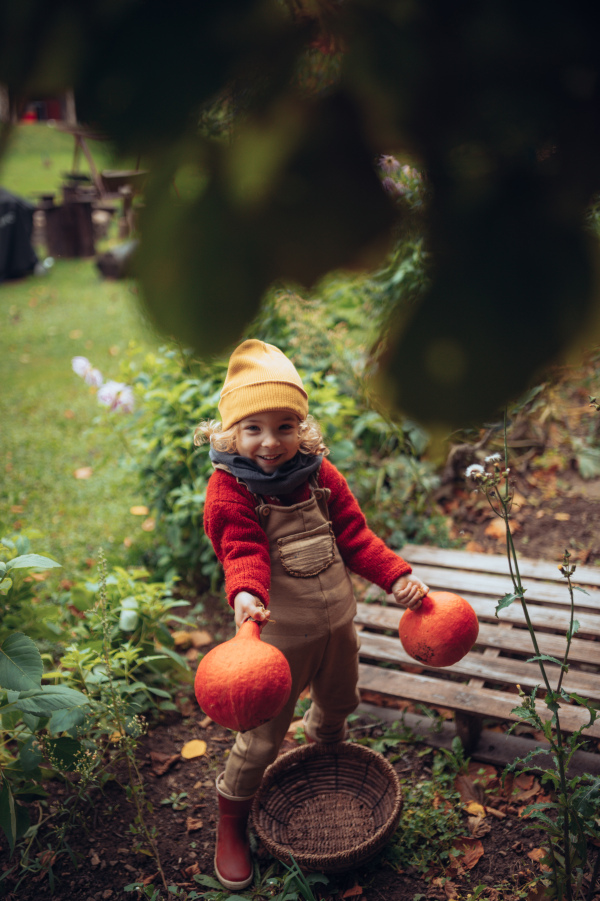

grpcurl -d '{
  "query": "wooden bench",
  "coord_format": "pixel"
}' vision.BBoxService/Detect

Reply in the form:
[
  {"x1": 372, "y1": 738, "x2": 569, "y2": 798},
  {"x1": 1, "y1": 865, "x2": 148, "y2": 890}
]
[{"x1": 355, "y1": 545, "x2": 600, "y2": 753}]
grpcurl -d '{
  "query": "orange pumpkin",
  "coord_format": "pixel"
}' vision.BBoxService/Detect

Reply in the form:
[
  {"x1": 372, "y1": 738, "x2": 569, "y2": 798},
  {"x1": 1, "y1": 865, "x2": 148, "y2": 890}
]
[
  {"x1": 194, "y1": 620, "x2": 292, "y2": 731},
  {"x1": 399, "y1": 591, "x2": 479, "y2": 667}
]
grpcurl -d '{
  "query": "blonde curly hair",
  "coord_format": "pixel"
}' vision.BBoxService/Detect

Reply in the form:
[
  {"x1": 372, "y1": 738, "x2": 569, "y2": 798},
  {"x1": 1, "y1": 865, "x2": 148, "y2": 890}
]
[{"x1": 194, "y1": 413, "x2": 329, "y2": 457}]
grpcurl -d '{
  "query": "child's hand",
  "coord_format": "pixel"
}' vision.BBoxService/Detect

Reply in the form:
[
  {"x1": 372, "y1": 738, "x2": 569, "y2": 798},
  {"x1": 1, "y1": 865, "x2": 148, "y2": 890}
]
[
  {"x1": 391, "y1": 575, "x2": 429, "y2": 611},
  {"x1": 234, "y1": 591, "x2": 271, "y2": 629}
]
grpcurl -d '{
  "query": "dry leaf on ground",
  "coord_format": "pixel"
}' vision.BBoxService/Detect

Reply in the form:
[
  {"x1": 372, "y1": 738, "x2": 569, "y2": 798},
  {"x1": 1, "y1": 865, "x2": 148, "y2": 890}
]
[
  {"x1": 467, "y1": 815, "x2": 492, "y2": 838},
  {"x1": 443, "y1": 880, "x2": 459, "y2": 900},
  {"x1": 341, "y1": 885, "x2": 363, "y2": 898},
  {"x1": 74, "y1": 466, "x2": 93, "y2": 479},
  {"x1": 130, "y1": 505, "x2": 150, "y2": 515},
  {"x1": 464, "y1": 801, "x2": 486, "y2": 817},
  {"x1": 455, "y1": 775, "x2": 484, "y2": 804},
  {"x1": 186, "y1": 816, "x2": 203, "y2": 833},
  {"x1": 149, "y1": 751, "x2": 179, "y2": 776},
  {"x1": 484, "y1": 518, "x2": 520, "y2": 539},
  {"x1": 181, "y1": 740, "x2": 207, "y2": 759},
  {"x1": 450, "y1": 837, "x2": 484, "y2": 872}
]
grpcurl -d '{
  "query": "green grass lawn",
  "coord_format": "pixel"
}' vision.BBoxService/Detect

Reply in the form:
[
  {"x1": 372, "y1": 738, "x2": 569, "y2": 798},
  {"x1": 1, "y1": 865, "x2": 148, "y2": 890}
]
[
  {"x1": 0, "y1": 257, "x2": 162, "y2": 578},
  {"x1": 0, "y1": 122, "x2": 117, "y2": 199},
  {"x1": 0, "y1": 125, "x2": 163, "y2": 579}
]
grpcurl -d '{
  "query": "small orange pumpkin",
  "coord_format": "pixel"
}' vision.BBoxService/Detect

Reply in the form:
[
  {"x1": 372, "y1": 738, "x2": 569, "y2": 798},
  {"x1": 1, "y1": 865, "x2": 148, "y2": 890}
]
[
  {"x1": 399, "y1": 591, "x2": 479, "y2": 667},
  {"x1": 194, "y1": 620, "x2": 292, "y2": 731}
]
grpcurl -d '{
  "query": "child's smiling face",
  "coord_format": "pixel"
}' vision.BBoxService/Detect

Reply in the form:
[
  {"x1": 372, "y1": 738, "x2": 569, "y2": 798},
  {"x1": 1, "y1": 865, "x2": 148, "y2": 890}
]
[{"x1": 236, "y1": 410, "x2": 301, "y2": 473}]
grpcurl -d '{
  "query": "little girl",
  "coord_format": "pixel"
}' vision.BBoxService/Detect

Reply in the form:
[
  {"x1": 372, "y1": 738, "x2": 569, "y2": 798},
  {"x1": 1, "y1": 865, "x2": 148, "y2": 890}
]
[{"x1": 195, "y1": 339, "x2": 429, "y2": 890}]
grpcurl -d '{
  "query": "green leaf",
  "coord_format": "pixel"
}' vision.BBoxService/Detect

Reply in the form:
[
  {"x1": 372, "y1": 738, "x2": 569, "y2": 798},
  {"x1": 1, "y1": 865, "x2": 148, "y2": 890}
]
[
  {"x1": 495, "y1": 593, "x2": 518, "y2": 617},
  {"x1": 527, "y1": 654, "x2": 564, "y2": 667},
  {"x1": 567, "y1": 620, "x2": 581, "y2": 640},
  {"x1": 13, "y1": 685, "x2": 89, "y2": 717},
  {"x1": 0, "y1": 777, "x2": 16, "y2": 855},
  {"x1": 192, "y1": 874, "x2": 223, "y2": 889},
  {"x1": 0, "y1": 632, "x2": 43, "y2": 691},
  {"x1": 45, "y1": 737, "x2": 82, "y2": 771},
  {"x1": 18, "y1": 735, "x2": 43, "y2": 773},
  {"x1": 48, "y1": 706, "x2": 88, "y2": 736},
  {"x1": 6, "y1": 554, "x2": 61, "y2": 572},
  {"x1": 572, "y1": 586, "x2": 589, "y2": 595}
]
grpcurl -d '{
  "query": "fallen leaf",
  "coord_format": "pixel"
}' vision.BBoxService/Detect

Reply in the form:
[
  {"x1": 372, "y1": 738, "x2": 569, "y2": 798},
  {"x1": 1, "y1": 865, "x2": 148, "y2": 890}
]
[
  {"x1": 142, "y1": 872, "x2": 158, "y2": 886},
  {"x1": 10, "y1": 505, "x2": 24, "y2": 513},
  {"x1": 526, "y1": 884, "x2": 553, "y2": 901},
  {"x1": 527, "y1": 848, "x2": 546, "y2": 862},
  {"x1": 467, "y1": 763, "x2": 498, "y2": 788},
  {"x1": 342, "y1": 885, "x2": 363, "y2": 898},
  {"x1": 74, "y1": 466, "x2": 93, "y2": 479},
  {"x1": 465, "y1": 801, "x2": 486, "y2": 817},
  {"x1": 484, "y1": 806, "x2": 507, "y2": 819},
  {"x1": 123, "y1": 537, "x2": 133, "y2": 548},
  {"x1": 515, "y1": 773, "x2": 535, "y2": 791},
  {"x1": 554, "y1": 512, "x2": 571, "y2": 521},
  {"x1": 172, "y1": 631, "x2": 194, "y2": 650},
  {"x1": 64, "y1": 409, "x2": 75, "y2": 419},
  {"x1": 186, "y1": 648, "x2": 200, "y2": 663},
  {"x1": 181, "y1": 740, "x2": 207, "y2": 759},
  {"x1": 149, "y1": 751, "x2": 179, "y2": 776},
  {"x1": 484, "y1": 518, "x2": 520, "y2": 539},
  {"x1": 183, "y1": 863, "x2": 201, "y2": 877},
  {"x1": 186, "y1": 816, "x2": 203, "y2": 833},
  {"x1": 465, "y1": 540, "x2": 485, "y2": 553},
  {"x1": 28, "y1": 572, "x2": 49, "y2": 582},
  {"x1": 450, "y1": 837, "x2": 484, "y2": 872},
  {"x1": 141, "y1": 517, "x2": 156, "y2": 532},
  {"x1": 444, "y1": 880, "x2": 459, "y2": 900},
  {"x1": 467, "y1": 815, "x2": 491, "y2": 838},
  {"x1": 130, "y1": 505, "x2": 150, "y2": 515},
  {"x1": 455, "y1": 775, "x2": 484, "y2": 804},
  {"x1": 189, "y1": 629, "x2": 213, "y2": 648}
]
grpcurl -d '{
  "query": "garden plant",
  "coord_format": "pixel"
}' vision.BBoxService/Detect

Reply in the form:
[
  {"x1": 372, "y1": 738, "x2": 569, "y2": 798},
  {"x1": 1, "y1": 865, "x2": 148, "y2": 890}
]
[{"x1": 466, "y1": 423, "x2": 600, "y2": 901}]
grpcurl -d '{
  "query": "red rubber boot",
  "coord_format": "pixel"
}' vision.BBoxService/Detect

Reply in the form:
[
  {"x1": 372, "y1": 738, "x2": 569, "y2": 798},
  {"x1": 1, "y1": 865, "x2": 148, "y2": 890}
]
[{"x1": 214, "y1": 774, "x2": 254, "y2": 890}]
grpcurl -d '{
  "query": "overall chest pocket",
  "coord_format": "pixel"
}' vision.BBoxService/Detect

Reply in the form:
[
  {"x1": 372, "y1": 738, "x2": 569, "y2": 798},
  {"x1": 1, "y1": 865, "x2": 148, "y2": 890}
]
[{"x1": 277, "y1": 522, "x2": 335, "y2": 578}]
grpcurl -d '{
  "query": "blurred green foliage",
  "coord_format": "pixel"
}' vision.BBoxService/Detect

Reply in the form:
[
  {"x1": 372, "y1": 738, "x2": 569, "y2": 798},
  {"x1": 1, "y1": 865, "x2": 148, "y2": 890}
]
[{"x1": 3, "y1": 1, "x2": 600, "y2": 428}]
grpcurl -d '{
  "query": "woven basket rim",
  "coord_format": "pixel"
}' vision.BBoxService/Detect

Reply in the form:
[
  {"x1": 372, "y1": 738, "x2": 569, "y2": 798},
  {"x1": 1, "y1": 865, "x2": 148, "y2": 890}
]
[{"x1": 251, "y1": 742, "x2": 403, "y2": 872}]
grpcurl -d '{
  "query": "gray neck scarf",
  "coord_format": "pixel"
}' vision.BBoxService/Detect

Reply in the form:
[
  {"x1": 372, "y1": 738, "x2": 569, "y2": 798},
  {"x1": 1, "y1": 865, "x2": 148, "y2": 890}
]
[{"x1": 209, "y1": 448, "x2": 322, "y2": 496}]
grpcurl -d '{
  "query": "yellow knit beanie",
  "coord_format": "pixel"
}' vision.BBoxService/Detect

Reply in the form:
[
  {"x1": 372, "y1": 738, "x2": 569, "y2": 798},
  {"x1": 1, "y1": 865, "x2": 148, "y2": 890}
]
[{"x1": 219, "y1": 339, "x2": 308, "y2": 430}]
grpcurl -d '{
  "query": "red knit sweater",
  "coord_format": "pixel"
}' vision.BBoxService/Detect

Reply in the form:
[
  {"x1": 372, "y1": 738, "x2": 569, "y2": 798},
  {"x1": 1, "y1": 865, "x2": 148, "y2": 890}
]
[{"x1": 203, "y1": 457, "x2": 412, "y2": 608}]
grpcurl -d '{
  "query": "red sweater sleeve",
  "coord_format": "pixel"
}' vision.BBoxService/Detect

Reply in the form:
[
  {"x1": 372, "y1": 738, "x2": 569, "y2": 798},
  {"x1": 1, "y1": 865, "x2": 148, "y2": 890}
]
[
  {"x1": 318, "y1": 457, "x2": 412, "y2": 592},
  {"x1": 203, "y1": 470, "x2": 271, "y2": 609}
]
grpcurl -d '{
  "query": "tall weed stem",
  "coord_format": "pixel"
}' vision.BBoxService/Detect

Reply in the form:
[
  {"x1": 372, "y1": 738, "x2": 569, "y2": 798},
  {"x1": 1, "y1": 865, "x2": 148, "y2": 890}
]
[{"x1": 96, "y1": 549, "x2": 167, "y2": 892}]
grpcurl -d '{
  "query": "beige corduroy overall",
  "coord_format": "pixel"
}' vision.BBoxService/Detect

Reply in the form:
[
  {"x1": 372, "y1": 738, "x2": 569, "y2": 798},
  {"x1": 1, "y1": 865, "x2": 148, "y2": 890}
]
[{"x1": 221, "y1": 475, "x2": 360, "y2": 799}]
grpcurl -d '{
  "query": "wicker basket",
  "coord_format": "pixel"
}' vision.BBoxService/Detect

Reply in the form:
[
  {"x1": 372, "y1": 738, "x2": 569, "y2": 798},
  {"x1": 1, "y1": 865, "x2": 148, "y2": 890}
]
[{"x1": 251, "y1": 742, "x2": 403, "y2": 873}]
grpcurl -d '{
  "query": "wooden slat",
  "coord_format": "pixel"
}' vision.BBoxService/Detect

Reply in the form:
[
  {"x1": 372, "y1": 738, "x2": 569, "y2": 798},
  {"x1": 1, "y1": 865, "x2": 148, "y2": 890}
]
[
  {"x1": 358, "y1": 632, "x2": 600, "y2": 700},
  {"x1": 358, "y1": 594, "x2": 600, "y2": 637},
  {"x1": 358, "y1": 663, "x2": 600, "y2": 738},
  {"x1": 400, "y1": 545, "x2": 600, "y2": 587},
  {"x1": 401, "y1": 564, "x2": 600, "y2": 611}
]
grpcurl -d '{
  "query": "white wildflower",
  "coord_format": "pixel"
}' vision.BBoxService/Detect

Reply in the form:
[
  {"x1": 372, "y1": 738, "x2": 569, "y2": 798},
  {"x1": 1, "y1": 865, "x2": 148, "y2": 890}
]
[
  {"x1": 72, "y1": 356, "x2": 103, "y2": 387},
  {"x1": 97, "y1": 381, "x2": 134, "y2": 413},
  {"x1": 465, "y1": 463, "x2": 485, "y2": 478},
  {"x1": 72, "y1": 356, "x2": 90, "y2": 377},
  {"x1": 485, "y1": 453, "x2": 502, "y2": 463},
  {"x1": 84, "y1": 367, "x2": 103, "y2": 388}
]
